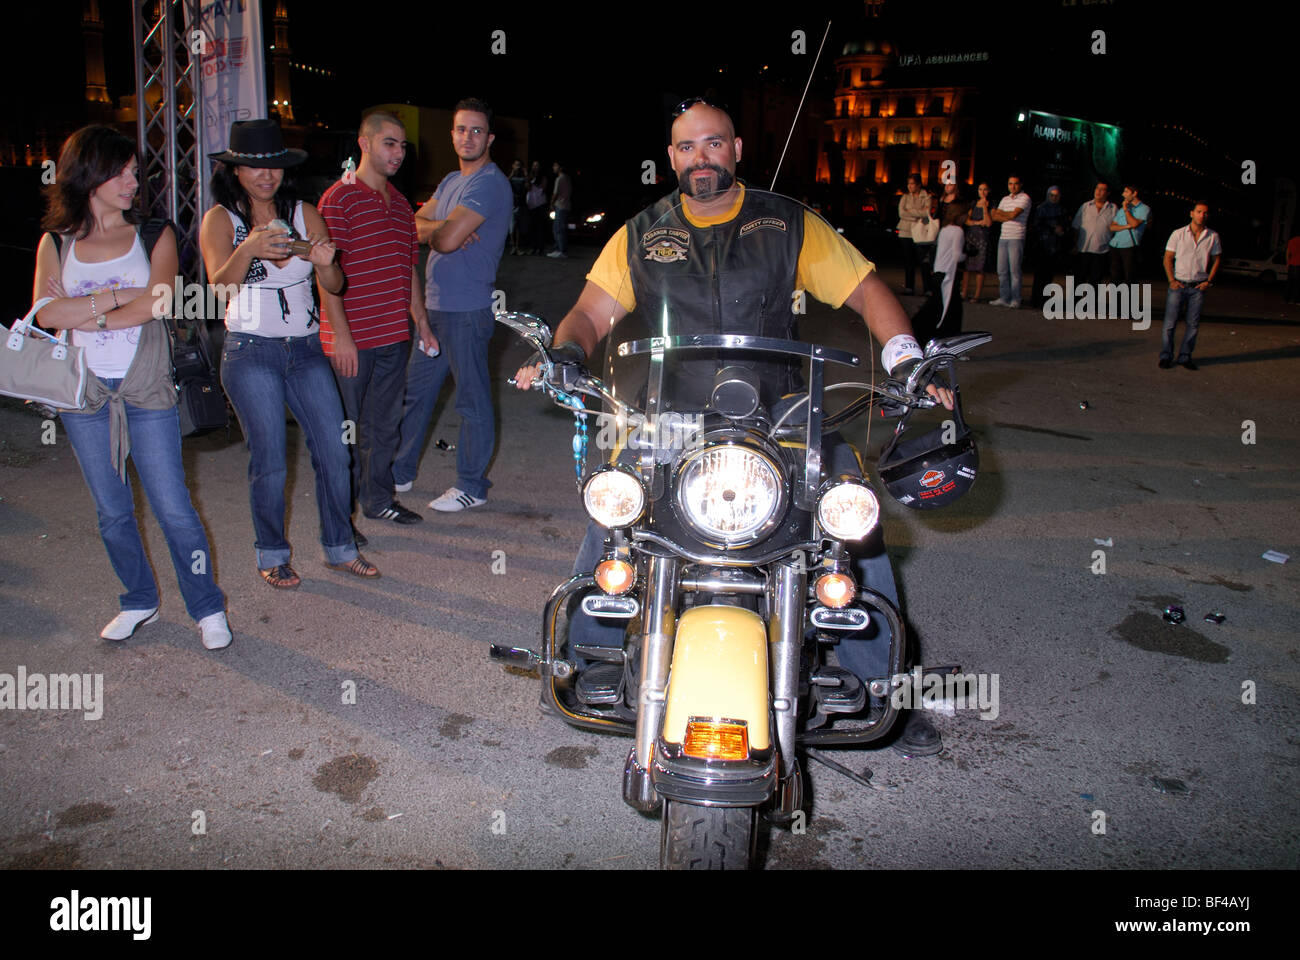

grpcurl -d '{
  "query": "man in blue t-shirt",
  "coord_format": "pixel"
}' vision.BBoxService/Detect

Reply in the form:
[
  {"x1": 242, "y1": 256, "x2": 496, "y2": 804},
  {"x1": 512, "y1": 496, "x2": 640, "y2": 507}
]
[
  {"x1": 1108, "y1": 183, "x2": 1151, "y2": 285},
  {"x1": 393, "y1": 98, "x2": 513, "y2": 511}
]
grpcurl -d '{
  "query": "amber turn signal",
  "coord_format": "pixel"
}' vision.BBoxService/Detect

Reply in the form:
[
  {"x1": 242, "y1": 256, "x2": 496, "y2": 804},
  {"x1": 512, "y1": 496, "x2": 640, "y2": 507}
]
[
  {"x1": 815, "y1": 571, "x2": 856, "y2": 609},
  {"x1": 682, "y1": 719, "x2": 749, "y2": 760},
  {"x1": 594, "y1": 557, "x2": 635, "y2": 595}
]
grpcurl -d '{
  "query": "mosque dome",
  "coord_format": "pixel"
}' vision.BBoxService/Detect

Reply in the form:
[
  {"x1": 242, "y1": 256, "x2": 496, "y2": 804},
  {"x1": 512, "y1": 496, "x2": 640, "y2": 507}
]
[{"x1": 841, "y1": 37, "x2": 894, "y2": 57}]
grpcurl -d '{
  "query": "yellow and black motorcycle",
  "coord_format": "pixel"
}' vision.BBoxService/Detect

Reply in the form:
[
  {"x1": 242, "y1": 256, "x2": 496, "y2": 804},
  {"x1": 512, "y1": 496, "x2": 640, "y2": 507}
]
[{"x1": 491, "y1": 192, "x2": 989, "y2": 868}]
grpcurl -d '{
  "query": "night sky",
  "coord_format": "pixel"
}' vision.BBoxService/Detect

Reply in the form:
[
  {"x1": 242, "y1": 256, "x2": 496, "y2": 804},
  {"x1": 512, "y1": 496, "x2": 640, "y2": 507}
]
[{"x1": 1, "y1": 0, "x2": 1288, "y2": 193}]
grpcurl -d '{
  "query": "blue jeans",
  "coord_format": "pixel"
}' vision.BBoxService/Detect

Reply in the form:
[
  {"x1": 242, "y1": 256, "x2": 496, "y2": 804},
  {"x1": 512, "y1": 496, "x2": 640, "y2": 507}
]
[
  {"x1": 60, "y1": 383, "x2": 226, "y2": 621},
  {"x1": 220, "y1": 332, "x2": 358, "y2": 568},
  {"x1": 997, "y1": 237, "x2": 1025, "y2": 304},
  {"x1": 553, "y1": 209, "x2": 569, "y2": 254},
  {"x1": 333, "y1": 339, "x2": 411, "y2": 515},
  {"x1": 1160, "y1": 285, "x2": 1205, "y2": 361},
  {"x1": 393, "y1": 308, "x2": 496, "y2": 500},
  {"x1": 568, "y1": 434, "x2": 901, "y2": 684}
]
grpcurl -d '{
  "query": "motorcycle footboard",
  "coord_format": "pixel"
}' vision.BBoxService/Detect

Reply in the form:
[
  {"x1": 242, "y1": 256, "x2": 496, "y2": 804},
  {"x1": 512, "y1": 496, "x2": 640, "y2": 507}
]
[
  {"x1": 799, "y1": 588, "x2": 906, "y2": 746},
  {"x1": 530, "y1": 574, "x2": 634, "y2": 735}
]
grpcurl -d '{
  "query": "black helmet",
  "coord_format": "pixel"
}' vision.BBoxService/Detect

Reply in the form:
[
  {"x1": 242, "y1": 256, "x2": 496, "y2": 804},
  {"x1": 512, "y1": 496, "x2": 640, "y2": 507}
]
[{"x1": 877, "y1": 387, "x2": 978, "y2": 509}]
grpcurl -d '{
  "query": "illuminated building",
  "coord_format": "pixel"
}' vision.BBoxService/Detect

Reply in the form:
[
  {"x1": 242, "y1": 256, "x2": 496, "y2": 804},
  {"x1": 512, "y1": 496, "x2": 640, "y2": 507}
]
[{"x1": 819, "y1": 35, "x2": 978, "y2": 214}]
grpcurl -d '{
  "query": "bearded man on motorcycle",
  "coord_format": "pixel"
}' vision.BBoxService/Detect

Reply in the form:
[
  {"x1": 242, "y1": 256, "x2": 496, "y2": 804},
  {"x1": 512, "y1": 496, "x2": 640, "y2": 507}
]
[{"x1": 514, "y1": 97, "x2": 954, "y2": 756}]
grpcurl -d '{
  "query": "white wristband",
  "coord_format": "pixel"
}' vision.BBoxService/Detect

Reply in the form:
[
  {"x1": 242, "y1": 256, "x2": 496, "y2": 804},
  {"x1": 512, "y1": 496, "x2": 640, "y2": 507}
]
[{"x1": 882, "y1": 334, "x2": 922, "y2": 375}]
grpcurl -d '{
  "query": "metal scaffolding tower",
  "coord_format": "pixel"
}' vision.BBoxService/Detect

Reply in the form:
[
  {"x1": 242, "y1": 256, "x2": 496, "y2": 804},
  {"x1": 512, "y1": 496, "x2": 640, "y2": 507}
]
[{"x1": 132, "y1": 0, "x2": 206, "y2": 284}]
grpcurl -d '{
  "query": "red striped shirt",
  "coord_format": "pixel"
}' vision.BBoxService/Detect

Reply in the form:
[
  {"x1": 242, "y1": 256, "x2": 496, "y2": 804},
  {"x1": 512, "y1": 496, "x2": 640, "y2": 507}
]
[{"x1": 318, "y1": 179, "x2": 419, "y2": 352}]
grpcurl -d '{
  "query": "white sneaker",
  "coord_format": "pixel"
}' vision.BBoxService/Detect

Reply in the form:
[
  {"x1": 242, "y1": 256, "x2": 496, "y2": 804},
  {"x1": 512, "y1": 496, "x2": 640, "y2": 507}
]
[
  {"x1": 429, "y1": 487, "x2": 487, "y2": 512},
  {"x1": 988, "y1": 298, "x2": 1010, "y2": 307},
  {"x1": 100, "y1": 607, "x2": 159, "y2": 641},
  {"x1": 198, "y1": 612, "x2": 232, "y2": 650},
  {"x1": 393, "y1": 481, "x2": 413, "y2": 493},
  {"x1": 546, "y1": 251, "x2": 567, "y2": 259}
]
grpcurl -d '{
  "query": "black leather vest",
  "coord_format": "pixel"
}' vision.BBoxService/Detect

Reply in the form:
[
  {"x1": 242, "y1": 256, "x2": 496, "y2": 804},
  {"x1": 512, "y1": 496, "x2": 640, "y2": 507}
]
[{"x1": 624, "y1": 188, "x2": 805, "y2": 411}]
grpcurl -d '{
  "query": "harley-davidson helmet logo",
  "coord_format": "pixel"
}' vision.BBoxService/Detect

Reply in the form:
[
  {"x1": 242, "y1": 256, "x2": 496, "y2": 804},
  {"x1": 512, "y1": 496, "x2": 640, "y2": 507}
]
[{"x1": 920, "y1": 469, "x2": 946, "y2": 488}]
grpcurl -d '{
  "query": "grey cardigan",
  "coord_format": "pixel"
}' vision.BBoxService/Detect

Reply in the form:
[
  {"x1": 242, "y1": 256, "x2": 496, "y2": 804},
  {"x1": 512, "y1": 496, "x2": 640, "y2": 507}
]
[{"x1": 54, "y1": 222, "x2": 177, "y2": 482}]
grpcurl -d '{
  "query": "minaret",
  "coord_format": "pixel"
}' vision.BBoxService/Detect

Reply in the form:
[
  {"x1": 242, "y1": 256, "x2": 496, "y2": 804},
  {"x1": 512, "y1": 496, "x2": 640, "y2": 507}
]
[
  {"x1": 83, "y1": 0, "x2": 112, "y2": 120},
  {"x1": 271, "y1": 0, "x2": 294, "y2": 123}
]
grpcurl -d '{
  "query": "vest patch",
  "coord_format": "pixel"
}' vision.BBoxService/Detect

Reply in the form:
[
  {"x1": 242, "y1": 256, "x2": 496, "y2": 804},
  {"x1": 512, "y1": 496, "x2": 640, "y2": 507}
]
[
  {"x1": 739, "y1": 217, "x2": 787, "y2": 237},
  {"x1": 643, "y1": 226, "x2": 690, "y2": 263}
]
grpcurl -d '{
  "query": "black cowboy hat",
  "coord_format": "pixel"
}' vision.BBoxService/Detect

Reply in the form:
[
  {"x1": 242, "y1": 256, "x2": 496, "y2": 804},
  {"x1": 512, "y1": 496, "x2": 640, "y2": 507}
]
[{"x1": 209, "y1": 118, "x2": 307, "y2": 168}]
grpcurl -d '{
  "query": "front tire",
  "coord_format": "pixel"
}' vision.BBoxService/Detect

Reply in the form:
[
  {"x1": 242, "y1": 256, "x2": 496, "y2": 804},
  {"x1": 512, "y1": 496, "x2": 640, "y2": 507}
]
[{"x1": 660, "y1": 800, "x2": 756, "y2": 870}]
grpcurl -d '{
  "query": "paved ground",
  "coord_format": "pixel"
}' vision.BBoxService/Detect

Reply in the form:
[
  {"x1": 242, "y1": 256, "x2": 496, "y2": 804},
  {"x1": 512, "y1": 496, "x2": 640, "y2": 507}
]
[{"x1": 1, "y1": 248, "x2": 1297, "y2": 869}]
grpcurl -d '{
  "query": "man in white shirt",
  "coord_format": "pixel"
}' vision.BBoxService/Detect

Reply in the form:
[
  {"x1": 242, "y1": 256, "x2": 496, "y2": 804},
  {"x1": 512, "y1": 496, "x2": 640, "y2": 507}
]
[
  {"x1": 1159, "y1": 202, "x2": 1221, "y2": 371},
  {"x1": 989, "y1": 175, "x2": 1031, "y2": 308},
  {"x1": 1072, "y1": 181, "x2": 1117, "y2": 285}
]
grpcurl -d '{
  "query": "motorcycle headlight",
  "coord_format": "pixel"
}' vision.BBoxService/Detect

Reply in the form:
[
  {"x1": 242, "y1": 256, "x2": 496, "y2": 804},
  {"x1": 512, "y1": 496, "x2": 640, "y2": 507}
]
[
  {"x1": 675, "y1": 444, "x2": 784, "y2": 546},
  {"x1": 817, "y1": 479, "x2": 880, "y2": 541},
  {"x1": 583, "y1": 467, "x2": 646, "y2": 528}
]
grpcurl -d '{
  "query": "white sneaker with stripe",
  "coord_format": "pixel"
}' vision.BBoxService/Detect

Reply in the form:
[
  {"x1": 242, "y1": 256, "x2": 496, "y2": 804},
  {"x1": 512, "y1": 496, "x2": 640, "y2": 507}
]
[{"x1": 429, "y1": 487, "x2": 487, "y2": 512}]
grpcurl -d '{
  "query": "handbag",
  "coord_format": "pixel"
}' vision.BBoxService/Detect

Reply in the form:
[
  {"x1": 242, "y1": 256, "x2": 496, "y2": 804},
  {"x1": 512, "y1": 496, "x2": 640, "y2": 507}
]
[
  {"x1": 132, "y1": 219, "x2": 229, "y2": 437},
  {"x1": 0, "y1": 297, "x2": 88, "y2": 410},
  {"x1": 912, "y1": 217, "x2": 940, "y2": 244},
  {"x1": 163, "y1": 313, "x2": 229, "y2": 437}
]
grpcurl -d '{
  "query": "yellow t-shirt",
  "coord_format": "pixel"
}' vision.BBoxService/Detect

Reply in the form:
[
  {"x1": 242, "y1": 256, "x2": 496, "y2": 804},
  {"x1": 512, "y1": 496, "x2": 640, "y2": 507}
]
[{"x1": 586, "y1": 185, "x2": 875, "y2": 314}]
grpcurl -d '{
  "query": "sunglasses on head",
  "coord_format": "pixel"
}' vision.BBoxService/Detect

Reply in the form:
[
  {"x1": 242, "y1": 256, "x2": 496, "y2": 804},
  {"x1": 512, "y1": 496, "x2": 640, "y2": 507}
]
[{"x1": 672, "y1": 97, "x2": 729, "y2": 118}]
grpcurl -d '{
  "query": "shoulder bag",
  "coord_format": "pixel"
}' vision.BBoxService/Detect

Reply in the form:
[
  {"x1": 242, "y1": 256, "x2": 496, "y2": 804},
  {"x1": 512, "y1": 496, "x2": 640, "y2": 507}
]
[{"x1": 137, "y1": 218, "x2": 229, "y2": 437}]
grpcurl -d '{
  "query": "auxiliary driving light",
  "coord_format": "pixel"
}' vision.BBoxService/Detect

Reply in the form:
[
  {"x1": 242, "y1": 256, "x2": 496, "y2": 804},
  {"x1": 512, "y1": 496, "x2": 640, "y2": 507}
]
[
  {"x1": 816, "y1": 479, "x2": 880, "y2": 541},
  {"x1": 682, "y1": 718, "x2": 750, "y2": 761},
  {"x1": 594, "y1": 557, "x2": 636, "y2": 595},
  {"x1": 815, "y1": 571, "x2": 857, "y2": 609},
  {"x1": 583, "y1": 467, "x2": 646, "y2": 528}
]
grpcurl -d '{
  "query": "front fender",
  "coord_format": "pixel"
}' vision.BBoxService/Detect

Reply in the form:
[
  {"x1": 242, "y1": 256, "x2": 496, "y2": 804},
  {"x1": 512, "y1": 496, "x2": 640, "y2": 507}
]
[{"x1": 661, "y1": 605, "x2": 771, "y2": 752}]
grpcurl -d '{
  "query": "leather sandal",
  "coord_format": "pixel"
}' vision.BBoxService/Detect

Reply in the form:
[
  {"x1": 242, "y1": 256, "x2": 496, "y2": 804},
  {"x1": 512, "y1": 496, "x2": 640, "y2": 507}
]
[
  {"x1": 327, "y1": 555, "x2": 380, "y2": 578},
  {"x1": 259, "y1": 564, "x2": 301, "y2": 589}
]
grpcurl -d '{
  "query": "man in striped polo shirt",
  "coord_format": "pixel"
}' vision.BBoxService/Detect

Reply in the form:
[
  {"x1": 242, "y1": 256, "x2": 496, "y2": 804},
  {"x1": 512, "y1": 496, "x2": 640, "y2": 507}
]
[{"x1": 319, "y1": 110, "x2": 435, "y2": 528}]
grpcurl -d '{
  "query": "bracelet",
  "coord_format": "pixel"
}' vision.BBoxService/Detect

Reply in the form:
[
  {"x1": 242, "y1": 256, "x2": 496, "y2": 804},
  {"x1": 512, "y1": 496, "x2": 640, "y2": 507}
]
[
  {"x1": 89, "y1": 294, "x2": 97, "y2": 325},
  {"x1": 110, "y1": 289, "x2": 120, "y2": 308}
]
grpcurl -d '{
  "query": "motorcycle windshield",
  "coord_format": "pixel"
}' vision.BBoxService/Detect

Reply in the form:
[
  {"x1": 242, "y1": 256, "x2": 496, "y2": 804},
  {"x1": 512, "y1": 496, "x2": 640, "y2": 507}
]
[{"x1": 594, "y1": 185, "x2": 877, "y2": 490}]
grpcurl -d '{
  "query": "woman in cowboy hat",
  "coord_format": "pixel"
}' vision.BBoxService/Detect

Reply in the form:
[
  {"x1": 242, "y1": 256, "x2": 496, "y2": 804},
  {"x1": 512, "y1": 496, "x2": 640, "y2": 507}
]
[
  {"x1": 200, "y1": 118, "x2": 379, "y2": 588},
  {"x1": 30, "y1": 124, "x2": 232, "y2": 648}
]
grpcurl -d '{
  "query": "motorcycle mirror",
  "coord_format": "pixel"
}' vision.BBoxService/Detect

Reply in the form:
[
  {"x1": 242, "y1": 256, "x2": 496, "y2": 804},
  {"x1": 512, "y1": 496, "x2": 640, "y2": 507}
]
[{"x1": 495, "y1": 311, "x2": 554, "y2": 355}]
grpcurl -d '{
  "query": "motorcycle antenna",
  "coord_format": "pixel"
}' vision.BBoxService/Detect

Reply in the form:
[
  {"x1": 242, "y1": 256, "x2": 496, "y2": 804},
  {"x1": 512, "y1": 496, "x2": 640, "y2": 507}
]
[{"x1": 770, "y1": 20, "x2": 832, "y2": 192}]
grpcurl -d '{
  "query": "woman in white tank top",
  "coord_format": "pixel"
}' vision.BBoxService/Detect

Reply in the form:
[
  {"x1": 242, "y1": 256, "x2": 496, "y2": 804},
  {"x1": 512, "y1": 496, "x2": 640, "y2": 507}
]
[
  {"x1": 30, "y1": 125, "x2": 231, "y2": 650},
  {"x1": 199, "y1": 118, "x2": 379, "y2": 587}
]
